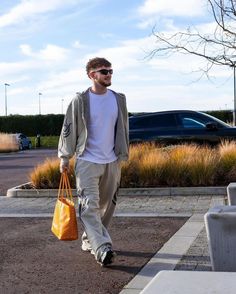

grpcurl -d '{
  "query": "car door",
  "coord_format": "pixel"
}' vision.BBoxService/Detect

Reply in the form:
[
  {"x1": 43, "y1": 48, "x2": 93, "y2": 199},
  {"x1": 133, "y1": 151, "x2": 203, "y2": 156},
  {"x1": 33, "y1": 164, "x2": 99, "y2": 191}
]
[
  {"x1": 177, "y1": 113, "x2": 219, "y2": 144},
  {"x1": 19, "y1": 134, "x2": 28, "y2": 148},
  {"x1": 129, "y1": 113, "x2": 182, "y2": 144}
]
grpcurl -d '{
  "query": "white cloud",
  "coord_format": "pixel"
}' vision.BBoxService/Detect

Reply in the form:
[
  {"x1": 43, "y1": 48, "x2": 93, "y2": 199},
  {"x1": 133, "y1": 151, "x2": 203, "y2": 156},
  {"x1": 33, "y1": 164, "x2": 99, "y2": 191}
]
[
  {"x1": 20, "y1": 44, "x2": 69, "y2": 62},
  {"x1": 20, "y1": 44, "x2": 33, "y2": 56},
  {"x1": 0, "y1": 60, "x2": 36, "y2": 76},
  {"x1": 124, "y1": 81, "x2": 232, "y2": 113},
  {"x1": 8, "y1": 86, "x2": 32, "y2": 96},
  {"x1": 99, "y1": 33, "x2": 115, "y2": 39},
  {"x1": 39, "y1": 44, "x2": 69, "y2": 61},
  {"x1": 84, "y1": 35, "x2": 159, "y2": 72},
  {"x1": 0, "y1": 44, "x2": 71, "y2": 85},
  {"x1": 138, "y1": 0, "x2": 206, "y2": 17},
  {"x1": 0, "y1": 0, "x2": 77, "y2": 28},
  {"x1": 137, "y1": 17, "x2": 158, "y2": 29},
  {"x1": 37, "y1": 68, "x2": 87, "y2": 91},
  {"x1": 72, "y1": 40, "x2": 84, "y2": 49}
]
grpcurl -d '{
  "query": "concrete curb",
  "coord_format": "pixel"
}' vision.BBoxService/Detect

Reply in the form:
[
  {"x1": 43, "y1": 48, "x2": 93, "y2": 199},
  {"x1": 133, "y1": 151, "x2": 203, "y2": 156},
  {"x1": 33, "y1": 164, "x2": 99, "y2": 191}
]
[
  {"x1": 119, "y1": 187, "x2": 227, "y2": 197},
  {"x1": 6, "y1": 183, "x2": 227, "y2": 197}
]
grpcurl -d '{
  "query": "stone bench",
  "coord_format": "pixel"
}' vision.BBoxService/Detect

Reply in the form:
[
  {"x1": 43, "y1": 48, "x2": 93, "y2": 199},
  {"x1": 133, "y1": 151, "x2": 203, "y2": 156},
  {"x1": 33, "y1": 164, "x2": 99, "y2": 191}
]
[
  {"x1": 141, "y1": 270, "x2": 236, "y2": 294},
  {"x1": 204, "y1": 205, "x2": 236, "y2": 271},
  {"x1": 227, "y1": 182, "x2": 236, "y2": 205}
]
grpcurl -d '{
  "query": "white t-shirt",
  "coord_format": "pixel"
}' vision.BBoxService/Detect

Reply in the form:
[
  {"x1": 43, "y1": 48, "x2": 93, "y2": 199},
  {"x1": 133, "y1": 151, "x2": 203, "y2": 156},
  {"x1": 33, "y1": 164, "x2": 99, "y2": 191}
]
[{"x1": 79, "y1": 89, "x2": 118, "y2": 163}]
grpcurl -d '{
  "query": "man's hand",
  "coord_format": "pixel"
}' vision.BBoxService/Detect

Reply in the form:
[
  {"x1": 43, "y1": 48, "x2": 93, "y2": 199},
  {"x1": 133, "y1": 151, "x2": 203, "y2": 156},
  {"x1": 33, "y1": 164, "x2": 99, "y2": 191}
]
[{"x1": 60, "y1": 160, "x2": 69, "y2": 173}]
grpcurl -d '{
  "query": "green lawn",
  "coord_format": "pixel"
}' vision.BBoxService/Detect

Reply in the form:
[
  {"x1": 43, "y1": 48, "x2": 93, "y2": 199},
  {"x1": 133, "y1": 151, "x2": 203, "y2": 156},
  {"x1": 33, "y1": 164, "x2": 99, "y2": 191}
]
[{"x1": 29, "y1": 136, "x2": 59, "y2": 148}]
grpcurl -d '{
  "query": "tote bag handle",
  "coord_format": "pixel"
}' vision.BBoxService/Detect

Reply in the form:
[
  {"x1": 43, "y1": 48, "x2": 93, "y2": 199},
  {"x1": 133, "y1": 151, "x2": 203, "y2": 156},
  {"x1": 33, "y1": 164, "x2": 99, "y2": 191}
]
[{"x1": 58, "y1": 172, "x2": 73, "y2": 202}]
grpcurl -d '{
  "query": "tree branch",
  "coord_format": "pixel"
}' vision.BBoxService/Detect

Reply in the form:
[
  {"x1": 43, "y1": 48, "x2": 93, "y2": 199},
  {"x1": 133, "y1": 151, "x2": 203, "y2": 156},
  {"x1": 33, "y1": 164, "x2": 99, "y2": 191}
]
[{"x1": 150, "y1": 0, "x2": 236, "y2": 74}]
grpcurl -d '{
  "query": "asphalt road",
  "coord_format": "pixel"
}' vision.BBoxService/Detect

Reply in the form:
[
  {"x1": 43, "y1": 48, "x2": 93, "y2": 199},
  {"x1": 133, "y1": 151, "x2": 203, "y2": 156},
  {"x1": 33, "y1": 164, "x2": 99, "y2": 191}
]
[
  {"x1": 0, "y1": 217, "x2": 187, "y2": 294},
  {"x1": 0, "y1": 149, "x2": 57, "y2": 196}
]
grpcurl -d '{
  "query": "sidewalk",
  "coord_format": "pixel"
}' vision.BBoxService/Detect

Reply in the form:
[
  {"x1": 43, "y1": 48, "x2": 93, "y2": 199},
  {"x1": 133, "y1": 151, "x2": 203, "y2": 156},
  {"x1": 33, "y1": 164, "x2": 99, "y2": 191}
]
[
  {"x1": 0, "y1": 193, "x2": 225, "y2": 293},
  {"x1": 0, "y1": 194, "x2": 225, "y2": 217}
]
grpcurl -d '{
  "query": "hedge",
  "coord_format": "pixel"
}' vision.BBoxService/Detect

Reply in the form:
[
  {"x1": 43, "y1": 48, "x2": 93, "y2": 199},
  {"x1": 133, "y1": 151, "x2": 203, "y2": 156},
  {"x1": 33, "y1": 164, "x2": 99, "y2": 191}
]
[
  {"x1": 0, "y1": 114, "x2": 64, "y2": 136},
  {"x1": 0, "y1": 110, "x2": 233, "y2": 137}
]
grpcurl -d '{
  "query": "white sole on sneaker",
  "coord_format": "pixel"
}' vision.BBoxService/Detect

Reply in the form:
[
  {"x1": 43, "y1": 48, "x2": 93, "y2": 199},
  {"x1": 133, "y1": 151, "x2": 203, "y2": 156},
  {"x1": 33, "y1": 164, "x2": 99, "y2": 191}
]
[{"x1": 81, "y1": 243, "x2": 95, "y2": 255}]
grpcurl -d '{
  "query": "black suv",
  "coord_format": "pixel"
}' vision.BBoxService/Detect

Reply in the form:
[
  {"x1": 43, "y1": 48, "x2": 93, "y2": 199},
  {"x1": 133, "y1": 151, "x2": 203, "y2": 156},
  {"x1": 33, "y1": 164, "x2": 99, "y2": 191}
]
[{"x1": 129, "y1": 110, "x2": 236, "y2": 145}]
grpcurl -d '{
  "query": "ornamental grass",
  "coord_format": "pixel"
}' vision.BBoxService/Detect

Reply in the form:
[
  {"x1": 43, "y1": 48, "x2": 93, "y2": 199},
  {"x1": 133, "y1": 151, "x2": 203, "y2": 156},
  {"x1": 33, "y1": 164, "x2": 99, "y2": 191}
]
[
  {"x1": 120, "y1": 143, "x2": 220, "y2": 187},
  {"x1": 0, "y1": 133, "x2": 18, "y2": 153},
  {"x1": 29, "y1": 142, "x2": 236, "y2": 188},
  {"x1": 30, "y1": 157, "x2": 76, "y2": 189}
]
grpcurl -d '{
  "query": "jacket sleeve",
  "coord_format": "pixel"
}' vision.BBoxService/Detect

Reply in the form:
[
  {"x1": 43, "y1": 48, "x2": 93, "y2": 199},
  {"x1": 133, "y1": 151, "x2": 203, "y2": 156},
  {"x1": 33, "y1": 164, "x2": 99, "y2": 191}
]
[
  {"x1": 58, "y1": 97, "x2": 78, "y2": 165},
  {"x1": 115, "y1": 92, "x2": 129, "y2": 161},
  {"x1": 123, "y1": 94, "x2": 129, "y2": 148},
  {"x1": 122, "y1": 94, "x2": 129, "y2": 158}
]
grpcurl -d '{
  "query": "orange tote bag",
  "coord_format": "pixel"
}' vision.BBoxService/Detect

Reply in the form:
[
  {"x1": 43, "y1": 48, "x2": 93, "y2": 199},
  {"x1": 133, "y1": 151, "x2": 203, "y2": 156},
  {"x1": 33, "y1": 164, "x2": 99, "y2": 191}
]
[{"x1": 51, "y1": 172, "x2": 78, "y2": 241}]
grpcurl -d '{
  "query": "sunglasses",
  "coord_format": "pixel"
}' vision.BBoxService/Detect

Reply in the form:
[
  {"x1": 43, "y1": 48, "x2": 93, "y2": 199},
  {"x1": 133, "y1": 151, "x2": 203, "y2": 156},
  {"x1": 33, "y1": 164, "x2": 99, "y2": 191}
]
[{"x1": 92, "y1": 69, "x2": 113, "y2": 75}]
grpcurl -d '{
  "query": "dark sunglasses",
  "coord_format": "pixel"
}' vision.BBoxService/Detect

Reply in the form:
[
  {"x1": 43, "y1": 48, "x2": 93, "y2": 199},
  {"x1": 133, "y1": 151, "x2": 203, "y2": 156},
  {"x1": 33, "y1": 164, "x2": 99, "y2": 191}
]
[{"x1": 93, "y1": 69, "x2": 113, "y2": 75}]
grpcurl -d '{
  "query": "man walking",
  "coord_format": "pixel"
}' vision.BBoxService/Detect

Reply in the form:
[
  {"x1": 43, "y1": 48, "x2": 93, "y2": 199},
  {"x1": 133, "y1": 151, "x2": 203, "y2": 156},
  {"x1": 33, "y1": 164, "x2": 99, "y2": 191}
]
[{"x1": 58, "y1": 57, "x2": 129, "y2": 266}]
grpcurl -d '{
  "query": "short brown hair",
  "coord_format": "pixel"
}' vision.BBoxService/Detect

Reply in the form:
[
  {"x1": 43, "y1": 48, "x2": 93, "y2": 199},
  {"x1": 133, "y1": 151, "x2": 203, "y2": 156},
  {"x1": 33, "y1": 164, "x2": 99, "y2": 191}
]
[{"x1": 86, "y1": 57, "x2": 112, "y2": 74}]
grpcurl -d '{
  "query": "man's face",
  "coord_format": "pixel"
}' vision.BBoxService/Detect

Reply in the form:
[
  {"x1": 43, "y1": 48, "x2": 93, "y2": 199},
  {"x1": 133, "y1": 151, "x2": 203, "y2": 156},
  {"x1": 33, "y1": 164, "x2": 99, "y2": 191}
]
[{"x1": 90, "y1": 66, "x2": 113, "y2": 87}]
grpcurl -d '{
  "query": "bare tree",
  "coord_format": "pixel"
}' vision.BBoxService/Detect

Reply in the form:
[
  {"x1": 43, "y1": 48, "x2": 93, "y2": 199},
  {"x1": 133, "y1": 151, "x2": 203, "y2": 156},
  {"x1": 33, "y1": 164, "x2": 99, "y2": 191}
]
[{"x1": 150, "y1": 0, "x2": 236, "y2": 124}]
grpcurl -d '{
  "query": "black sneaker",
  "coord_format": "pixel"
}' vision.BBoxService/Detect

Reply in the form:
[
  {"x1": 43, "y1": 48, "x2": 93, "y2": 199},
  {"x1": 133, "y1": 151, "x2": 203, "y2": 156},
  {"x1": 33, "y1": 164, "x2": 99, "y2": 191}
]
[{"x1": 98, "y1": 249, "x2": 116, "y2": 267}]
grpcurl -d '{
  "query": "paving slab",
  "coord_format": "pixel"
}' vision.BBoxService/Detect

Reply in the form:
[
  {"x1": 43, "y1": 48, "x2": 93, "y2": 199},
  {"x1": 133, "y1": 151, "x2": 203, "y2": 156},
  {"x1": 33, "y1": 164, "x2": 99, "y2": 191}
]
[
  {"x1": 140, "y1": 270, "x2": 236, "y2": 294},
  {"x1": 175, "y1": 228, "x2": 211, "y2": 271},
  {"x1": 0, "y1": 195, "x2": 224, "y2": 215}
]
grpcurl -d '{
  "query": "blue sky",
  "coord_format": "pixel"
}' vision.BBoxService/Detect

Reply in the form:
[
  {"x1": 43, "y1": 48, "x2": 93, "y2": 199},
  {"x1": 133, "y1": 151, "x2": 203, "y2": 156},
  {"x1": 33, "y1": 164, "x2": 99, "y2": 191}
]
[{"x1": 0, "y1": 0, "x2": 234, "y2": 115}]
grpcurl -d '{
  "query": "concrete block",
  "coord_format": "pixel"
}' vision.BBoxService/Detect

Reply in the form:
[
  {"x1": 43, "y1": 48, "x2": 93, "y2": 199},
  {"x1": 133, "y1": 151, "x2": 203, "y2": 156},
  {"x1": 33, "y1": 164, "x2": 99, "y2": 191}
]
[
  {"x1": 6, "y1": 183, "x2": 77, "y2": 198},
  {"x1": 141, "y1": 270, "x2": 236, "y2": 294},
  {"x1": 227, "y1": 182, "x2": 236, "y2": 205},
  {"x1": 170, "y1": 186, "x2": 226, "y2": 196},
  {"x1": 204, "y1": 205, "x2": 236, "y2": 271},
  {"x1": 119, "y1": 289, "x2": 141, "y2": 294}
]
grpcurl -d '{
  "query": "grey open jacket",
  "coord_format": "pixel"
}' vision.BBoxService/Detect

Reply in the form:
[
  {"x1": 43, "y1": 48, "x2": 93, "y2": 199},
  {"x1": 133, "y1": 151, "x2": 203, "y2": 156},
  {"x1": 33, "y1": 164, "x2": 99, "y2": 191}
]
[{"x1": 58, "y1": 88, "x2": 129, "y2": 165}]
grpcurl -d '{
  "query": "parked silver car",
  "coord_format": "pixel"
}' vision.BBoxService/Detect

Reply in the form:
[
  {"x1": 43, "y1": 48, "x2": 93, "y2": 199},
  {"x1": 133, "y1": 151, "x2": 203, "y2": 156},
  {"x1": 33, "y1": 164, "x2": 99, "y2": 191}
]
[{"x1": 15, "y1": 133, "x2": 32, "y2": 150}]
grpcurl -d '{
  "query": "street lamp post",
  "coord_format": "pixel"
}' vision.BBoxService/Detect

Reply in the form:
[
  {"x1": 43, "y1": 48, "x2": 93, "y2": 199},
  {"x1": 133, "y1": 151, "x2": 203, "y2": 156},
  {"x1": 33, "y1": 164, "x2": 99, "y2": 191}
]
[
  {"x1": 38, "y1": 92, "x2": 42, "y2": 115},
  {"x1": 234, "y1": 65, "x2": 236, "y2": 126},
  {"x1": 61, "y1": 99, "x2": 64, "y2": 114},
  {"x1": 4, "y1": 83, "x2": 10, "y2": 116}
]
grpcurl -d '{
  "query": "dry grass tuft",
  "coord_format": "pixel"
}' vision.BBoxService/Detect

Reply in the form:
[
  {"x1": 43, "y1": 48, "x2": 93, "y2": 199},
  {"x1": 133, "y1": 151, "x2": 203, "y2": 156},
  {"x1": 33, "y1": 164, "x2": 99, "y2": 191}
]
[
  {"x1": 218, "y1": 141, "x2": 236, "y2": 170},
  {"x1": 217, "y1": 141, "x2": 236, "y2": 183},
  {"x1": 0, "y1": 133, "x2": 18, "y2": 152},
  {"x1": 185, "y1": 145, "x2": 219, "y2": 186},
  {"x1": 30, "y1": 157, "x2": 76, "y2": 188}
]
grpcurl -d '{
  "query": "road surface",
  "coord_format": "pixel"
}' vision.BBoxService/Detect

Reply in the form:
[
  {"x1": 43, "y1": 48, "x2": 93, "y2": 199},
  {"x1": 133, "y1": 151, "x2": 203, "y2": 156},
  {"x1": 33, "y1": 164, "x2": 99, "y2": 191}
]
[{"x1": 0, "y1": 149, "x2": 57, "y2": 196}]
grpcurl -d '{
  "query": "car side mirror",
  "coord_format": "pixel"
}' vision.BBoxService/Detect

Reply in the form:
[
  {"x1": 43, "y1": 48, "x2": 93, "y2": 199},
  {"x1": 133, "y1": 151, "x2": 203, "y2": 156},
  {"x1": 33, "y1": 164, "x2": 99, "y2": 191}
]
[{"x1": 206, "y1": 122, "x2": 218, "y2": 130}]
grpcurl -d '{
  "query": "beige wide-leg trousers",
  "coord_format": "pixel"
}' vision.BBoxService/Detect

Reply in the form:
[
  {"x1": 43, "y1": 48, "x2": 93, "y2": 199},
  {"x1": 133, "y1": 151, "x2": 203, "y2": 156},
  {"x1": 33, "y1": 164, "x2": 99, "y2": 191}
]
[{"x1": 75, "y1": 158, "x2": 121, "y2": 259}]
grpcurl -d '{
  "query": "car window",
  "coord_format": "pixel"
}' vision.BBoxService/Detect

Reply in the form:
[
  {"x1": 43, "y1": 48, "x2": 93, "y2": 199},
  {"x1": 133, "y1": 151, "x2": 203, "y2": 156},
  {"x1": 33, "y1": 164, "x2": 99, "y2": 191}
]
[
  {"x1": 130, "y1": 113, "x2": 177, "y2": 128},
  {"x1": 179, "y1": 114, "x2": 207, "y2": 129},
  {"x1": 19, "y1": 134, "x2": 26, "y2": 139},
  {"x1": 182, "y1": 118, "x2": 205, "y2": 128}
]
